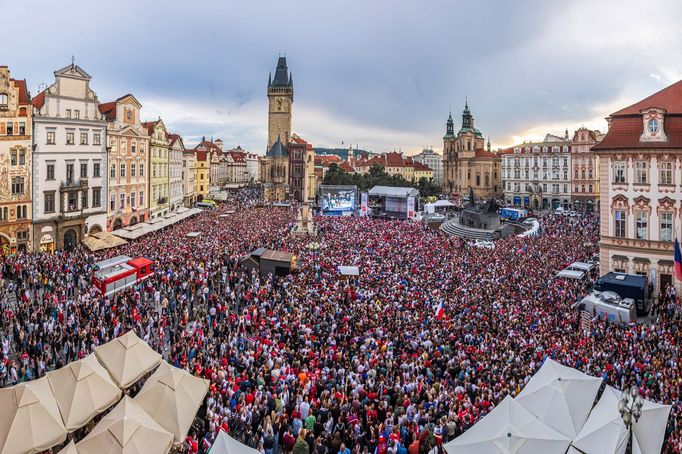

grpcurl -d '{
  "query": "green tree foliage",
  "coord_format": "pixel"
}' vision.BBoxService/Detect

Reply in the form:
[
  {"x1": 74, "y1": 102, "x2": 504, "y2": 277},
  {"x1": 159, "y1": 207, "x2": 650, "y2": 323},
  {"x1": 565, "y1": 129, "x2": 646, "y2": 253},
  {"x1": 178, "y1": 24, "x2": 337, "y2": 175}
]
[{"x1": 322, "y1": 164, "x2": 442, "y2": 197}]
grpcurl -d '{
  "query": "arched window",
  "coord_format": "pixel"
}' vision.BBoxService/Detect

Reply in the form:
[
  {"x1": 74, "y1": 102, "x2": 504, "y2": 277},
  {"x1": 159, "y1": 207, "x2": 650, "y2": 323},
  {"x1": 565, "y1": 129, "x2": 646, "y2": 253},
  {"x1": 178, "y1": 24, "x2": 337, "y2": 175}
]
[
  {"x1": 467, "y1": 141, "x2": 471, "y2": 151},
  {"x1": 476, "y1": 174, "x2": 480, "y2": 186},
  {"x1": 0, "y1": 93, "x2": 8, "y2": 107}
]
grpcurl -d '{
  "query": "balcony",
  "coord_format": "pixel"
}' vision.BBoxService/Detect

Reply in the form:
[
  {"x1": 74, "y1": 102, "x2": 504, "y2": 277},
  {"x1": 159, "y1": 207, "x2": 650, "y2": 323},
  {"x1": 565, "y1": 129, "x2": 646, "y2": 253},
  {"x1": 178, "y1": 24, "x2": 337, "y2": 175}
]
[{"x1": 60, "y1": 178, "x2": 88, "y2": 190}]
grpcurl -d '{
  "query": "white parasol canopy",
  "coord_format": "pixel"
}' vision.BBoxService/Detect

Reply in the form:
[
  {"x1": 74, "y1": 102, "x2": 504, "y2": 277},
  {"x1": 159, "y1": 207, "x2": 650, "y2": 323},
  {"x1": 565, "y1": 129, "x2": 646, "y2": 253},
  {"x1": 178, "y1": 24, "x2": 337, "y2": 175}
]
[
  {"x1": 76, "y1": 396, "x2": 173, "y2": 454},
  {"x1": 94, "y1": 330, "x2": 162, "y2": 388},
  {"x1": 0, "y1": 376, "x2": 68, "y2": 454},
  {"x1": 210, "y1": 430, "x2": 262, "y2": 454},
  {"x1": 134, "y1": 361, "x2": 209, "y2": 445},
  {"x1": 47, "y1": 353, "x2": 122, "y2": 431},
  {"x1": 58, "y1": 440, "x2": 79, "y2": 454},
  {"x1": 571, "y1": 386, "x2": 629, "y2": 454},
  {"x1": 515, "y1": 358, "x2": 602, "y2": 438},
  {"x1": 632, "y1": 397, "x2": 672, "y2": 454},
  {"x1": 444, "y1": 395, "x2": 571, "y2": 454}
]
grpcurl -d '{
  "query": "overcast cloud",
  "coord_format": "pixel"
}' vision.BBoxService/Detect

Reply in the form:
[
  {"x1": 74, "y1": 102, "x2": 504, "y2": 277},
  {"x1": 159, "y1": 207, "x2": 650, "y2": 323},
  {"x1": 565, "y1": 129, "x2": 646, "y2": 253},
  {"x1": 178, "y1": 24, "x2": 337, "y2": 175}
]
[{"x1": 4, "y1": 0, "x2": 682, "y2": 154}]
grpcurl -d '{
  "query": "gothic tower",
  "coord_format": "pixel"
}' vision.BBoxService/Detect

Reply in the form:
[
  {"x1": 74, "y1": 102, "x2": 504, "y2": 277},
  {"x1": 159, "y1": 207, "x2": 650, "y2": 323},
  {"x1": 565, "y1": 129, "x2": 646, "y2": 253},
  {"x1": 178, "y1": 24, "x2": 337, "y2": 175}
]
[{"x1": 267, "y1": 56, "x2": 294, "y2": 149}]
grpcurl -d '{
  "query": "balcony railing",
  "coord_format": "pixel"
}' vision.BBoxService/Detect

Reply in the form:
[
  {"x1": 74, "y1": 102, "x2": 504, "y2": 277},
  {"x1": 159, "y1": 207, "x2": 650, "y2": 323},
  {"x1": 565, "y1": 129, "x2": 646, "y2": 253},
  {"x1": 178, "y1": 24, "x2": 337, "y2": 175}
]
[{"x1": 157, "y1": 197, "x2": 167, "y2": 204}]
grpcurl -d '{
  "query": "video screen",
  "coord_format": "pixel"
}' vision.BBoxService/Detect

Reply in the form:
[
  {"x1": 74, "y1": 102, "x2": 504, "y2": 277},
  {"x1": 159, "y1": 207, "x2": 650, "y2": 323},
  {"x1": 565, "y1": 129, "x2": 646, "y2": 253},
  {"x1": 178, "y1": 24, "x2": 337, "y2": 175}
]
[{"x1": 321, "y1": 187, "x2": 356, "y2": 214}]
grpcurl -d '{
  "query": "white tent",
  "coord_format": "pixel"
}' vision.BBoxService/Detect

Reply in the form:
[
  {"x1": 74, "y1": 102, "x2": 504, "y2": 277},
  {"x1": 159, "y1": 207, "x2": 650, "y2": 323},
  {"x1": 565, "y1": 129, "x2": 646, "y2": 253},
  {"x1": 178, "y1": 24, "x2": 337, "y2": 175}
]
[
  {"x1": 58, "y1": 440, "x2": 79, "y2": 454},
  {"x1": 515, "y1": 358, "x2": 602, "y2": 438},
  {"x1": 571, "y1": 386, "x2": 629, "y2": 454},
  {"x1": 94, "y1": 330, "x2": 162, "y2": 388},
  {"x1": 444, "y1": 395, "x2": 571, "y2": 454},
  {"x1": 210, "y1": 430, "x2": 261, "y2": 454},
  {"x1": 432, "y1": 200, "x2": 455, "y2": 207},
  {"x1": 632, "y1": 398, "x2": 672, "y2": 454}
]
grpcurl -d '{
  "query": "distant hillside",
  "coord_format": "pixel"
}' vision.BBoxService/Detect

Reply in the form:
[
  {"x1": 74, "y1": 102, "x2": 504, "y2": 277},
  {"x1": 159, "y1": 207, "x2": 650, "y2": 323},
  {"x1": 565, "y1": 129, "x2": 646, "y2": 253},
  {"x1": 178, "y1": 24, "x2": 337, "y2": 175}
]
[{"x1": 314, "y1": 147, "x2": 375, "y2": 160}]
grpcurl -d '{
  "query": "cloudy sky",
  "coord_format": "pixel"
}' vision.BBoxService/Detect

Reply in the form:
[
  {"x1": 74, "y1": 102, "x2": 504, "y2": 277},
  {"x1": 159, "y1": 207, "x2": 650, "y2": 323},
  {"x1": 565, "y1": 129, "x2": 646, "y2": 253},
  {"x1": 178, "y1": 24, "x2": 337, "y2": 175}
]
[{"x1": 5, "y1": 0, "x2": 682, "y2": 154}]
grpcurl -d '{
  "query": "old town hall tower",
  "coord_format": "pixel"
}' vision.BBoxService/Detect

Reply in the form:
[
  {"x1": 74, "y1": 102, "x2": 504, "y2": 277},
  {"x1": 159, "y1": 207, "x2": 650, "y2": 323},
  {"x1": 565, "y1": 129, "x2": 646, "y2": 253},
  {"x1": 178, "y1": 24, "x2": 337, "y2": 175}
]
[{"x1": 267, "y1": 56, "x2": 293, "y2": 149}]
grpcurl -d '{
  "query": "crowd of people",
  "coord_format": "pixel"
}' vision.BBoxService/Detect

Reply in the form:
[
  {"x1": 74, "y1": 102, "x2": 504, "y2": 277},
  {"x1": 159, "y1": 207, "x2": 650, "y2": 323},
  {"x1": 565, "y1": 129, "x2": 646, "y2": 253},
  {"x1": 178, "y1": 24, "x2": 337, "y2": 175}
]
[{"x1": 1, "y1": 187, "x2": 681, "y2": 453}]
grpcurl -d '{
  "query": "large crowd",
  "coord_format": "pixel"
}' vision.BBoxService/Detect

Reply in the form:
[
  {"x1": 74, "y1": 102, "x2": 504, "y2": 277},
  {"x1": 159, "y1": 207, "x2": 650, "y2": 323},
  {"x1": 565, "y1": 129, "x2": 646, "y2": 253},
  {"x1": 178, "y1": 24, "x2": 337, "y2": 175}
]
[{"x1": 1, "y1": 188, "x2": 681, "y2": 454}]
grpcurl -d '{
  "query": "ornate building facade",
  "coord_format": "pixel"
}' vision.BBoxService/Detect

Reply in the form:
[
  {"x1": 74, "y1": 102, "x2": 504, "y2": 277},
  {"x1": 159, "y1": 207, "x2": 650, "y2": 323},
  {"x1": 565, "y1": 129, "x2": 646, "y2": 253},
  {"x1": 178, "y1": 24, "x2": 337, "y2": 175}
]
[
  {"x1": 167, "y1": 133, "x2": 184, "y2": 211},
  {"x1": 143, "y1": 119, "x2": 169, "y2": 219},
  {"x1": 31, "y1": 63, "x2": 108, "y2": 252},
  {"x1": 182, "y1": 146, "x2": 196, "y2": 207},
  {"x1": 594, "y1": 80, "x2": 682, "y2": 295},
  {"x1": 442, "y1": 102, "x2": 501, "y2": 199},
  {"x1": 0, "y1": 66, "x2": 32, "y2": 253},
  {"x1": 412, "y1": 148, "x2": 442, "y2": 185},
  {"x1": 571, "y1": 127, "x2": 600, "y2": 212},
  {"x1": 100, "y1": 94, "x2": 149, "y2": 231}
]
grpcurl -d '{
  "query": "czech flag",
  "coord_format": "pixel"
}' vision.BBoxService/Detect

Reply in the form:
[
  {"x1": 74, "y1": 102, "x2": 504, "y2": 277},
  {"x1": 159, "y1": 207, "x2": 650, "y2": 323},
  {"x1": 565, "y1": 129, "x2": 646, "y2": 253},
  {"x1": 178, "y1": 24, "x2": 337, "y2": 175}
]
[
  {"x1": 434, "y1": 301, "x2": 445, "y2": 320},
  {"x1": 675, "y1": 237, "x2": 682, "y2": 281}
]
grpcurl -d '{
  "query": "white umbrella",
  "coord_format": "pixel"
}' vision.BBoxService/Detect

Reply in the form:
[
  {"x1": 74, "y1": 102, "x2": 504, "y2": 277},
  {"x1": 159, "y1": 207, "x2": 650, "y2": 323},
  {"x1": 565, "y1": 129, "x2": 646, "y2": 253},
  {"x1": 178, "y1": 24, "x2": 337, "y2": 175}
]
[
  {"x1": 134, "y1": 361, "x2": 209, "y2": 445},
  {"x1": 632, "y1": 398, "x2": 671, "y2": 454},
  {"x1": 94, "y1": 330, "x2": 162, "y2": 388},
  {"x1": 210, "y1": 430, "x2": 261, "y2": 454},
  {"x1": 58, "y1": 440, "x2": 79, "y2": 454},
  {"x1": 76, "y1": 396, "x2": 173, "y2": 454},
  {"x1": 47, "y1": 353, "x2": 122, "y2": 431},
  {"x1": 515, "y1": 358, "x2": 602, "y2": 438},
  {"x1": 0, "y1": 376, "x2": 68, "y2": 454},
  {"x1": 571, "y1": 386, "x2": 629, "y2": 454},
  {"x1": 444, "y1": 395, "x2": 571, "y2": 454}
]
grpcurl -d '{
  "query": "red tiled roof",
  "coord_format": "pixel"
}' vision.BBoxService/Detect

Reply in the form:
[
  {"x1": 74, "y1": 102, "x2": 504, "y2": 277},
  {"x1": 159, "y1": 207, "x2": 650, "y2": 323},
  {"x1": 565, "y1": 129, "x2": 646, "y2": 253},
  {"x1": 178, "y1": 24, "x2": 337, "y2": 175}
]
[
  {"x1": 593, "y1": 116, "x2": 682, "y2": 150},
  {"x1": 167, "y1": 133, "x2": 183, "y2": 148},
  {"x1": 315, "y1": 155, "x2": 342, "y2": 166},
  {"x1": 228, "y1": 151, "x2": 246, "y2": 163},
  {"x1": 384, "y1": 151, "x2": 406, "y2": 167},
  {"x1": 31, "y1": 90, "x2": 46, "y2": 109},
  {"x1": 99, "y1": 102, "x2": 117, "y2": 121},
  {"x1": 473, "y1": 148, "x2": 499, "y2": 159},
  {"x1": 141, "y1": 121, "x2": 159, "y2": 136},
  {"x1": 412, "y1": 162, "x2": 432, "y2": 172},
  {"x1": 13, "y1": 79, "x2": 29, "y2": 104},
  {"x1": 339, "y1": 162, "x2": 354, "y2": 172},
  {"x1": 611, "y1": 80, "x2": 682, "y2": 116}
]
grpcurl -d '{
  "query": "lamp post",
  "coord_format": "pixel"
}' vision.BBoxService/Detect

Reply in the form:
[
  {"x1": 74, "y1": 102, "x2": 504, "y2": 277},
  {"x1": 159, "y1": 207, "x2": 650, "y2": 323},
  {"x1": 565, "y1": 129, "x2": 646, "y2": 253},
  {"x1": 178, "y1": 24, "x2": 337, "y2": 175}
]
[{"x1": 618, "y1": 385, "x2": 644, "y2": 453}]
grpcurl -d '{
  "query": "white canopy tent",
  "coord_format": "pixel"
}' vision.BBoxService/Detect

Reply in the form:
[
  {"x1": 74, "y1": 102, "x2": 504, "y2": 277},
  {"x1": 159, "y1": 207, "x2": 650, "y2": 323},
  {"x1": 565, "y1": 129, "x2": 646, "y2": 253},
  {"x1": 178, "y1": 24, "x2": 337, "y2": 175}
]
[
  {"x1": 210, "y1": 430, "x2": 261, "y2": 454},
  {"x1": 632, "y1": 398, "x2": 672, "y2": 454},
  {"x1": 94, "y1": 330, "x2": 162, "y2": 388},
  {"x1": 570, "y1": 386, "x2": 629, "y2": 454},
  {"x1": 515, "y1": 358, "x2": 602, "y2": 439},
  {"x1": 444, "y1": 395, "x2": 571, "y2": 454}
]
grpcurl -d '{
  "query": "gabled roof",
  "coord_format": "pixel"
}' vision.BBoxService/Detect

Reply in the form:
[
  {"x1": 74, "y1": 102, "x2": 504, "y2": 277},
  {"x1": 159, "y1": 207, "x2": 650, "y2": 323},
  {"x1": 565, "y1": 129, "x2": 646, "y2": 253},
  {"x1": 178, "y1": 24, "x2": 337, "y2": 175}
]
[
  {"x1": 266, "y1": 136, "x2": 288, "y2": 157},
  {"x1": 54, "y1": 63, "x2": 92, "y2": 80},
  {"x1": 141, "y1": 121, "x2": 158, "y2": 135},
  {"x1": 412, "y1": 162, "x2": 432, "y2": 172},
  {"x1": 115, "y1": 93, "x2": 142, "y2": 107},
  {"x1": 99, "y1": 102, "x2": 117, "y2": 121},
  {"x1": 31, "y1": 90, "x2": 46, "y2": 109},
  {"x1": 13, "y1": 79, "x2": 29, "y2": 104},
  {"x1": 167, "y1": 133, "x2": 184, "y2": 149},
  {"x1": 611, "y1": 80, "x2": 682, "y2": 116},
  {"x1": 339, "y1": 162, "x2": 354, "y2": 172},
  {"x1": 473, "y1": 148, "x2": 499, "y2": 159},
  {"x1": 315, "y1": 155, "x2": 342, "y2": 166}
]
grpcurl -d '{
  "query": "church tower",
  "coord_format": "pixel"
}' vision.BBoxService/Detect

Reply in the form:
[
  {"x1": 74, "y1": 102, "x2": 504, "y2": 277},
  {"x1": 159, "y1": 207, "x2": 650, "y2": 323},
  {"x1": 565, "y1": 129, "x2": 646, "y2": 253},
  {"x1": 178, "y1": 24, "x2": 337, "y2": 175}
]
[
  {"x1": 267, "y1": 56, "x2": 294, "y2": 149},
  {"x1": 442, "y1": 112, "x2": 457, "y2": 193}
]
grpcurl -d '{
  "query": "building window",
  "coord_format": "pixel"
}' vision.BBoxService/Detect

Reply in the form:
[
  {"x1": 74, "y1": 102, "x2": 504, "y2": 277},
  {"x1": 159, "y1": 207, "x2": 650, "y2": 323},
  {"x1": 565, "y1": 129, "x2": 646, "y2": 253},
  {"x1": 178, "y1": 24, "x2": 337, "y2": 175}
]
[
  {"x1": 16, "y1": 205, "x2": 26, "y2": 219},
  {"x1": 132, "y1": 143, "x2": 136, "y2": 154},
  {"x1": 80, "y1": 163, "x2": 88, "y2": 178},
  {"x1": 47, "y1": 131, "x2": 55, "y2": 145},
  {"x1": 119, "y1": 193, "x2": 125, "y2": 209},
  {"x1": 92, "y1": 188, "x2": 101, "y2": 207},
  {"x1": 65, "y1": 109, "x2": 71, "y2": 118},
  {"x1": 0, "y1": 93, "x2": 7, "y2": 109},
  {"x1": 139, "y1": 163, "x2": 144, "y2": 177},
  {"x1": 120, "y1": 163, "x2": 126, "y2": 178},
  {"x1": 139, "y1": 191, "x2": 144, "y2": 206},
  {"x1": 581, "y1": 185, "x2": 585, "y2": 193},
  {"x1": 615, "y1": 210, "x2": 626, "y2": 238},
  {"x1": 66, "y1": 163, "x2": 74, "y2": 184},
  {"x1": 635, "y1": 211, "x2": 648, "y2": 240},
  {"x1": 588, "y1": 184, "x2": 592, "y2": 193},
  {"x1": 614, "y1": 161, "x2": 626, "y2": 183},
  {"x1": 110, "y1": 194, "x2": 116, "y2": 211},
  {"x1": 74, "y1": 110, "x2": 80, "y2": 119},
  {"x1": 66, "y1": 132, "x2": 75, "y2": 145},
  {"x1": 660, "y1": 212, "x2": 673, "y2": 242},
  {"x1": 18, "y1": 150, "x2": 25, "y2": 166},
  {"x1": 131, "y1": 192, "x2": 136, "y2": 208},
  {"x1": 44, "y1": 193, "x2": 55, "y2": 213},
  {"x1": 67, "y1": 192, "x2": 77, "y2": 211},
  {"x1": 93, "y1": 162, "x2": 101, "y2": 178},
  {"x1": 47, "y1": 163, "x2": 55, "y2": 180},
  {"x1": 93, "y1": 133, "x2": 101, "y2": 146},
  {"x1": 80, "y1": 132, "x2": 88, "y2": 145},
  {"x1": 660, "y1": 161, "x2": 673, "y2": 185},
  {"x1": 110, "y1": 164, "x2": 116, "y2": 178},
  {"x1": 131, "y1": 163, "x2": 136, "y2": 177},
  {"x1": 81, "y1": 190, "x2": 88, "y2": 209},
  {"x1": 11, "y1": 177, "x2": 24, "y2": 195},
  {"x1": 10, "y1": 150, "x2": 17, "y2": 165},
  {"x1": 635, "y1": 161, "x2": 648, "y2": 184},
  {"x1": 19, "y1": 122, "x2": 25, "y2": 135}
]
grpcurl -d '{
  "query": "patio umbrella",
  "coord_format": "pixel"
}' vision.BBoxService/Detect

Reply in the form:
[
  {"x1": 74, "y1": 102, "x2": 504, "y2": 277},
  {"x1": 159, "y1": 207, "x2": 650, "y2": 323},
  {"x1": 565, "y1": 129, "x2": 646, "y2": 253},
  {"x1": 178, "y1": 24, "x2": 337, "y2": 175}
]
[
  {"x1": 571, "y1": 386, "x2": 629, "y2": 454},
  {"x1": 444, "y1": 395, "x2": 571, "y2": 454},
  {"x1": 0, "y1": 376, "x2": 68, "y2": 454},
  {"x1": 58, "y1": 440, "x2": 79, "y2": 454},
  {"x1": 134, "y1": 361, "x2": 209, "y2": 445},
  {"x1": 94, "y1": 330, "x2": 162, "y2": 388},
  {"x1": 76, "y1": 396, "x2": 173, "y2": 454},
  {"x1": 210, "y1": 430, "x2": 261, "y2": 454},
  {"x1": 515, "y1": 358, "x2": 602, "y2": 438},
  {"x1": 632, "y1": 398, "x2": 672, "y2": 454},
  {"x1": 47, "y1": 353, "x2": 122, "y2": 431}
]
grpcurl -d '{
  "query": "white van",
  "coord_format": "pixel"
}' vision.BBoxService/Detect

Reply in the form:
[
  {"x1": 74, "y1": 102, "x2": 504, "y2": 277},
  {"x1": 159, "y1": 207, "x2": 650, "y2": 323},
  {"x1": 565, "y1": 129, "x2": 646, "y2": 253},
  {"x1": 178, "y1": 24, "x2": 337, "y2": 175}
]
[
  {"x1": 555, "y1": 207, "x2": 566, "y2": 215},
  {"x1": 577, "y1": 291, "x2": 636, "y2": 324},
  {"x1": 567, "y1": 262, "x2": 594, "y2": 273}
]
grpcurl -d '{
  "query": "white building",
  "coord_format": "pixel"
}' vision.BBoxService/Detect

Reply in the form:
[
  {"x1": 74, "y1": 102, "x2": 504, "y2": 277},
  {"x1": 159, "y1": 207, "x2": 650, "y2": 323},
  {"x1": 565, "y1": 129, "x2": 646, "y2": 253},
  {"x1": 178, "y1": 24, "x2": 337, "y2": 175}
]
[
  {"x1": 412, "y1": 148, "x2": 443, "y2": 185},
  {"x1": 182, "y1": 148, "x2": 196, "y2": 207},
  {"x1": 167, "y1": 133, "x2": 184, "y2": 211},
  {"x1": 501, "y1": 133, "x2": 572, "y2": 210},
  {"x1": 31, "y1": 63, "x2": 108, "y2": 252},
  {"x1": 244, "y1": 150, "x2": 259, "y2": 182}
]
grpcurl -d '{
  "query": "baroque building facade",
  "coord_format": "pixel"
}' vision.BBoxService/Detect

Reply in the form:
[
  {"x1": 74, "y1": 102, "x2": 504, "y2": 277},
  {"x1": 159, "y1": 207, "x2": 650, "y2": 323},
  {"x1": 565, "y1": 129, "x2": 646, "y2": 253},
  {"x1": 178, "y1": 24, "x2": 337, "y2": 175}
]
[
  {"x1": 0, "y1": 66, "x2": 32, "y2": 253},
  {"x1": 167, "y1": 133, "x2": 184, "y2": 211},
  {"x1": 182, "y1": 146, "x2": 196, "y2": 207},
  {"x1": 594, "y1": 80, "x2": 682, "y2": 295},
  {"x1": 99, "y1": 94, "x2": 149, "y2": 231},
  {"x1": 442, "y1": 102, "x2": 501, "y2": 199},
  {"x1": 31, "y1": 63, "x2": 107, "y2": 252},
  {"x1": 144, "y1": 119, "x2": 170, "y2": 219},
  {"x1": 571, "y1": 127, "x2": 600, "y2": 212}
]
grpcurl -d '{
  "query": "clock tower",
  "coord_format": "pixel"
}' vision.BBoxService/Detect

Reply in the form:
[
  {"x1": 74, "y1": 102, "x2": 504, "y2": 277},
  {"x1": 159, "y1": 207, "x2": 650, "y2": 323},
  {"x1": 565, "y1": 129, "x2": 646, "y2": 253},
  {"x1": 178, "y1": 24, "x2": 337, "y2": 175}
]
[{"x1": 267, "y1": 56, "x2": 294, "y2": 149}]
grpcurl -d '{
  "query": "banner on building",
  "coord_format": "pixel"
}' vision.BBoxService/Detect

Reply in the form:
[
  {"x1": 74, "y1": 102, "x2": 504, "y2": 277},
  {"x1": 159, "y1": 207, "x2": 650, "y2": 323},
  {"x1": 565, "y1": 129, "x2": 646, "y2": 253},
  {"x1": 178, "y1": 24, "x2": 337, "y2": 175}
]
[
  {"x1": 360, "y1": 192, "x2": 368, "y2": 216},
  {"x1": 407, "y1": 196, "x2": 415, "y2": 219}
]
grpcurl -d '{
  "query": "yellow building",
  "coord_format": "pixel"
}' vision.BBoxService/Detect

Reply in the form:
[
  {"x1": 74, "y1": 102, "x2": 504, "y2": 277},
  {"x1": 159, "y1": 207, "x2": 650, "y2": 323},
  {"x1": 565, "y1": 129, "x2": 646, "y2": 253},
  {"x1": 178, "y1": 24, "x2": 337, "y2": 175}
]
[
  {"x1": 0, "y1": 66, "x2": 32, "y2": 252},
  {"x1": 143, "y1": 119, "x2": 169, "y2": 219},
  {"x1": 192, "y1": 138, "x2": 219, "y2": 199}
]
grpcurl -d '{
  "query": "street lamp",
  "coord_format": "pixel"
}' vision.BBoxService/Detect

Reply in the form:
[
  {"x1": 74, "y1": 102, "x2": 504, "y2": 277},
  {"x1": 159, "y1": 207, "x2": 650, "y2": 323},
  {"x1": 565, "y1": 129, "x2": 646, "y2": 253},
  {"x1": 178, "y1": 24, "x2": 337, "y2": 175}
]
[{"x1": 619, "y1": 385, "x2": 644, "y2": 452}]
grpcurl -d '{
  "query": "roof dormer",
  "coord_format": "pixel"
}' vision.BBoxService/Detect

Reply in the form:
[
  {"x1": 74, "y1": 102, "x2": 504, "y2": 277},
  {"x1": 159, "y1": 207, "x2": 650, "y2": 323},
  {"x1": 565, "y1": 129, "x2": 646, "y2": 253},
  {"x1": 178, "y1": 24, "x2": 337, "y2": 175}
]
[{"x1": 640, "y1": 108, "x2": 668, "y2": 143}]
